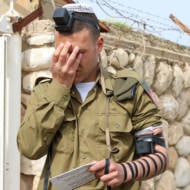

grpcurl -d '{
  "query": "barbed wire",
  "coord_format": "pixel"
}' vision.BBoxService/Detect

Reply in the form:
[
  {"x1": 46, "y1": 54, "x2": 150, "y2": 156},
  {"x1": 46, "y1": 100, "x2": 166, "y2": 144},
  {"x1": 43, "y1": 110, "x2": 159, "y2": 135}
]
[
  {"x1": 99, "y1": 0, "x2": 182, "y2": 32},
  {"x1": 76, "y1": 0, "x2": 189, "y2": 46}
]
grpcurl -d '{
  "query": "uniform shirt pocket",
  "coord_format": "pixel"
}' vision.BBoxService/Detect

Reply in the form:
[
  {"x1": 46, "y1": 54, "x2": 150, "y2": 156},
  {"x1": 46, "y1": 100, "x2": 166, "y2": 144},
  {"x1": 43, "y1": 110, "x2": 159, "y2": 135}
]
[
  {"x1": 98, "y1": 113, "x2": 135, "y2": 162},
  {"x1": 54, "y1": 117, "x2": 75, "y2": 154}
]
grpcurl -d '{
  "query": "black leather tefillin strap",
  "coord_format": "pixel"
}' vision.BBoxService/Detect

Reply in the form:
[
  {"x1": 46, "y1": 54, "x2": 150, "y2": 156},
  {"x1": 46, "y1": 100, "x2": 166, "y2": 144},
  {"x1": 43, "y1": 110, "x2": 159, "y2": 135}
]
[{"x1": 104, "y1": 159, "x2": 111, "y2": 190}]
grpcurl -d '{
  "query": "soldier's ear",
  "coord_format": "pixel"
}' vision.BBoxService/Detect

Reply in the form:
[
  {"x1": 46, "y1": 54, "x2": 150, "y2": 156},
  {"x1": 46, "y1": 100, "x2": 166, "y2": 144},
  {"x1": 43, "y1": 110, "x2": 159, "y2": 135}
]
[{"x1": 96, "y1": 36, "x2": 104, "y2": 53}]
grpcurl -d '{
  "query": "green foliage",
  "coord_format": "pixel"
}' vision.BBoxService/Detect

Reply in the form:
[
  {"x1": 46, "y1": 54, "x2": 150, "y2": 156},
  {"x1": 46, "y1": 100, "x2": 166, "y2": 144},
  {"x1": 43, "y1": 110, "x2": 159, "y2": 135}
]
[{"x1": 103, "y1": 20, "x2": 132, "y2": 31}]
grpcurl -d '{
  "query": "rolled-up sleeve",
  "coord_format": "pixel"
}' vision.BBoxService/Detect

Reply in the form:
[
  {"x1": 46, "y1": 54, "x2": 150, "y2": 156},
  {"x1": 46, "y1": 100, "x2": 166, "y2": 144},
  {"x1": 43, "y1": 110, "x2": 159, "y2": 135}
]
[{"x1": 132, "y1": 85, "x2": 162, "y2": 131}]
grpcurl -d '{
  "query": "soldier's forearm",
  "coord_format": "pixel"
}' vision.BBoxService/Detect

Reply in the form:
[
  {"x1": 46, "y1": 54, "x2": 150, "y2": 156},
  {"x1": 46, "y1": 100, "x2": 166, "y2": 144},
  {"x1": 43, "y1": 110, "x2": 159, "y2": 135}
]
[
  {"x1": 17, "y1": 81, "x2": 71, "y2": 159},
  {"x1": 17, "y1": 103, "x2": 67, "y2": 159},
  {"x1": 122, "y1": 145, "x2": 168, "y2": 182}
]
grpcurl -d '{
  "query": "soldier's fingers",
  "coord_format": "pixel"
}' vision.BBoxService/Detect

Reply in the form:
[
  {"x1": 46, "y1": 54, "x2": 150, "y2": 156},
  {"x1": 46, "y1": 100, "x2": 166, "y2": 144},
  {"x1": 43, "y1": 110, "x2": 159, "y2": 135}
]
[
  {"x1": 105, "y1": 178, "x2": 120, "y2": 187},
  {"x1": 89, "y1": 160, "x2": 107, "y2": 173},
  {"x1": 58, "y1": 41, "x2": 72, "y2": 65},
  {"x1": 52, "y1": 43, "x2": 64, "y2": 64},
  {"x1": 152, "y1": 127, "x2": 163, "y2": 135},
  {"x1": 101, "y1": 171, "x2": 119, "y2": 185},
  {"x1": 73, "y1": 52, "x2": 82, "y2": 70},
  {"x1": 66, "y1": 46, "x2": 80, "y2": 69},
  {"x1": 155, "y1": 144, "x2": 168, "y2": 155}
]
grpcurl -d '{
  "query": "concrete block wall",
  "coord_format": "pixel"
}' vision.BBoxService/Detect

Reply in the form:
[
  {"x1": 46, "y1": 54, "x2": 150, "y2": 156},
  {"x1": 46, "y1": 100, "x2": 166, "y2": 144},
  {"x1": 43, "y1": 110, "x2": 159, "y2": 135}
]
[{"x1": 20, "y1": 20, "x2": 190, "y2": 190}]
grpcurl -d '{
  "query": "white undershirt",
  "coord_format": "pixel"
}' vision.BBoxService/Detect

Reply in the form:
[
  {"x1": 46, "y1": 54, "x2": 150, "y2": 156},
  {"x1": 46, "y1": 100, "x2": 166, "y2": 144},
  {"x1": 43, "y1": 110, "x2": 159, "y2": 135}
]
[{"x1": 75, "y1": 82, "x2": 96, "y2": 102}]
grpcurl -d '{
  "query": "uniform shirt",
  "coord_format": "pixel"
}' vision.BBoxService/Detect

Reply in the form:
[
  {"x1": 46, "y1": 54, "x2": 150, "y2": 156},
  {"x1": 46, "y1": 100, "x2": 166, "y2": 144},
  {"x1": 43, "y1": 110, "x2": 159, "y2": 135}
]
[{"x1": 17, "y1": 76, "x2": 161, "y2": 190}]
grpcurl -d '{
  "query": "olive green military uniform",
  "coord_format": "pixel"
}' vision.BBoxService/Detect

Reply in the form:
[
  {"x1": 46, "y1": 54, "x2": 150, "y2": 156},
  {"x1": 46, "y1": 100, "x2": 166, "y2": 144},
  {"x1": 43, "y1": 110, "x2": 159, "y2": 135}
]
[{"x1": 17, "y1": 70, "x2": 161, "y2": 190}]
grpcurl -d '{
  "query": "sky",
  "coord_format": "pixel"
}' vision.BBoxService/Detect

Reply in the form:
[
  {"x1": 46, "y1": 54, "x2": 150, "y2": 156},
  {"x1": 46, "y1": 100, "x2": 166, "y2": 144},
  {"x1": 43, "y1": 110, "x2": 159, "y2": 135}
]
[{"x1": 76, "y1": 0, "x2": 190, "y2": 47}]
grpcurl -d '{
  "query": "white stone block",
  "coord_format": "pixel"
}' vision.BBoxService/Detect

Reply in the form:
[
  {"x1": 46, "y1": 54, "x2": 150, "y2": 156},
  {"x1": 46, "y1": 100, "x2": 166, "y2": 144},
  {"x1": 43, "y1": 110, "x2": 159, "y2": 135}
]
[
  {"x1": 100, "y1": 48, "x2": 108, "y2": 68},
  {"x1": 22, "y1": 47, "x2": 55, "y2": 71},
  {"x1": 27, "y1": 34, "x2": 54, "y2": 46},
  {"x1": 182, "y1": 111, "x2": 190, "y2": 136},
  {"x1": 128, "y1": 53, "x2": 135, "y2": 64},
  {"x1": 153, "y1": 62, "x2": 173, "y2": 95},
  {"x1": 168, "y1": 147, "x2": 178, "y2": 171},
  {"x1": 175, "y1": 157, "x2": 190, "y2": 188},
  {"x1": 155, "y1": 170, "x2": 176, "y2": 190},
  {"x1": 24, "y1": 20, "x2": 54, "y2": 36},
  {"x1": 168, "y1": 122, "x2": 184, "y2": 146},
  {"x1": 172, "y1": 64, "x2": 184, "y2": 97},
  {"x1": 106, "y1": 66, "x2": 117, "y2": 75},
  {"x1": 144, "y1": 55, "x2": 156, "y2": 86},
  {"x1": 176, "y1": 136, "x2": 190, "y2": 156},
  {"x1": 109, "y1": 48, "x2": 129, "y2": 69},
  {"x1": 158, "y1": 94, "x2": 179, "y2": 121},
  {"x1": 176, "y1": 90, "x2": 190, "y2": 120},
  {"x1": 184, "y1": 63, "x2": 190, "y2": 88},
  {"x1": 22, "y1": 70, "x2": 52, "y2": 92},
  {"x1": 133, "y1": 55, "x2": 144, "y2": 79},
  {"x1": 183, "y1": 185, "x2": 190, "y2": 190}
]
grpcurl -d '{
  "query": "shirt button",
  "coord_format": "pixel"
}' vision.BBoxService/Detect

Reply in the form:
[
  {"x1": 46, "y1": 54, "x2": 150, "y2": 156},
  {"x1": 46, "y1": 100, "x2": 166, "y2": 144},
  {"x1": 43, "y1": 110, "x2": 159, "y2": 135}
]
[
  {"x1": 82, "y1": 154, "x2": 86, "y2": 159},
  {"x1": 115, "y1": 123, "x2": 120, "y2": 128},
  {"x1": 43, "y1": 136, "x2": 47, "y2": 142},
  {"x1": 64, "y1": 95, "x2": 69, "y2": 101}
]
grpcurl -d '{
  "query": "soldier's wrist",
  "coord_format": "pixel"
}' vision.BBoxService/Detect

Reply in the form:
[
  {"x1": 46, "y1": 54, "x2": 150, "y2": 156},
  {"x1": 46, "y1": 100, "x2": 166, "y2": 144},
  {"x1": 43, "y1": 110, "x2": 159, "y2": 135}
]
[{"x1": 120, "y1": 163, "x2": 127, "y2": 182}]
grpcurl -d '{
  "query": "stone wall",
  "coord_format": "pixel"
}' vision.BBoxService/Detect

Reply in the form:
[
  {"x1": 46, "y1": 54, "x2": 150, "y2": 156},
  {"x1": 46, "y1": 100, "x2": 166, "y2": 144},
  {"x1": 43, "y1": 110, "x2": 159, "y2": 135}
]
[{"x1": 20, "y1": 20, "x2": 190, "y2": 190}]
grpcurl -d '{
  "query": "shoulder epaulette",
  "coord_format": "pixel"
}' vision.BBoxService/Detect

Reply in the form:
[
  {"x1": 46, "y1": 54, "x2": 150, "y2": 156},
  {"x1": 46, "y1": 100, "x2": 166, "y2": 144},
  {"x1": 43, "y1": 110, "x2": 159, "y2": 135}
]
[
  {"x1": 111, "y1": 69, "x2": 140, "y2": 101},
  {"x1": 102, "y1": 68, "x2": 155, "y2": 103},
  {"x1": 110, "y1": 69, "x2": 157, "y2": 104}
]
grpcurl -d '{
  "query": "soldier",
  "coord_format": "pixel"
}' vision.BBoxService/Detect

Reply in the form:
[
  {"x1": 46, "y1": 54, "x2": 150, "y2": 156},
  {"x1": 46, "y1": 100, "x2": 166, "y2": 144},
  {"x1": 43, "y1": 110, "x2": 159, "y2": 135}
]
[{"x1": 17, "y1": 3, "x2": 168, "y2": 190}]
